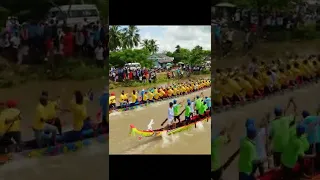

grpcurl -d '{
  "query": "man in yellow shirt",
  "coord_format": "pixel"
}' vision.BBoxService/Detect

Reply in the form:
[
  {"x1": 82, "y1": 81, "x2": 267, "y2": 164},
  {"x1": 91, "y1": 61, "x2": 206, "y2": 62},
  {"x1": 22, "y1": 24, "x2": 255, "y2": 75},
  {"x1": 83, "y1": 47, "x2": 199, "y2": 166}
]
[
  {"x1": 120, "y1": 90, "x2": 129, "y2": 107},
  {"x1": 65, "y1": 90, "x2": 92, "y2": 142},
  {"x1": 148, "y1": 91, "x2": 154, "y2": 102},
  {"x1": 41, "y1": 91, "x2": 63, "y2": 135},
  {"x1": 0, "y1": 100, "x2": 22, "y2": 151},
  {"x1": 32, "y1": 96, "x2": 58, "y2": 148},
  {"x1": 130, "y1": 90, "x2": 138, "y2": 105}
]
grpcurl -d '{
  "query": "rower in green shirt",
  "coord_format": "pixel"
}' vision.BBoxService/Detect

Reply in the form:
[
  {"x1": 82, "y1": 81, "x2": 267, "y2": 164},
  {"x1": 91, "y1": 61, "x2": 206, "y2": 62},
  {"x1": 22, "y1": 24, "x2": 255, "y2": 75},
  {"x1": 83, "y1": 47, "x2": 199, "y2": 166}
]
[
  {"x1": 281, "y1": 124, "x2": 309, "y2": 179},
  {"x1": 238, "y1": 125, "x2": 257, "y2": 180},
  {"x1": 173, "y1": 99, "x2": 183, "y2": 123},
  {"x1": 199, "y1": 102, "x2": 208, "y2": 119},
  {"x1": 269, "y1": 97, "x2": 297, "y2": 168},
  {"x1": 195, "y1": 95, "x2": 202, "y2": 115},
  {"x1": 212, "y1": 128, "x2": 231, "y2": 180}
]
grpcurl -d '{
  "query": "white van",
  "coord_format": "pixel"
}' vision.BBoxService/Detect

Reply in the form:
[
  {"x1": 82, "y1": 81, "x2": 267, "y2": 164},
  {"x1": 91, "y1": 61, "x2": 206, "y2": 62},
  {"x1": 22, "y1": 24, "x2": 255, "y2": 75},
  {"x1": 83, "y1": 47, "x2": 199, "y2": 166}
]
[
  {"x1": 48, "y1": 4, "x2": 100, "y2": 27},
  {"x1": 124, "y1": 63, "x2": 141, "y2": 71}
]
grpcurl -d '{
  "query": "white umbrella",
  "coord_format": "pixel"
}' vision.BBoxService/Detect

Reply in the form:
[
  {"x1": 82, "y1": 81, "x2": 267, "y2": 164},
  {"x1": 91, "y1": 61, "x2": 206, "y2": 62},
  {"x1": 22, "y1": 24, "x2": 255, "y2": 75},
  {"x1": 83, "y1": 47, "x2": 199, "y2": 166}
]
[{"x1": 215, "y1": 2, "x2": 236, "y2": 7}]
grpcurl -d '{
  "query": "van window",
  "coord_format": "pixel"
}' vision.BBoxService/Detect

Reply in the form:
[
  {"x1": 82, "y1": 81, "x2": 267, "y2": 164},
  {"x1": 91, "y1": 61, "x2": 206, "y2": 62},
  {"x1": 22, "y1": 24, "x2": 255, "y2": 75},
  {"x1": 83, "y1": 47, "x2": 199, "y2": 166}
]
[{"x1": 69, "y1": 10, "x2": 99, "y2": 18}]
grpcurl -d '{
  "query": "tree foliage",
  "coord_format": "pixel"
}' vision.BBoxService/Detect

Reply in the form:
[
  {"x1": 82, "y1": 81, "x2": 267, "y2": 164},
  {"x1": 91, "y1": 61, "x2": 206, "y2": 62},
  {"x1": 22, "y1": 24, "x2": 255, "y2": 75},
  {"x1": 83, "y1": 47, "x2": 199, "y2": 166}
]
[
  {"x1": 109, "y1": 26, "x2": 211, "y2": 68},
  {"x1": 229, "y1": 0, "x2": 300, "y2": 9}
]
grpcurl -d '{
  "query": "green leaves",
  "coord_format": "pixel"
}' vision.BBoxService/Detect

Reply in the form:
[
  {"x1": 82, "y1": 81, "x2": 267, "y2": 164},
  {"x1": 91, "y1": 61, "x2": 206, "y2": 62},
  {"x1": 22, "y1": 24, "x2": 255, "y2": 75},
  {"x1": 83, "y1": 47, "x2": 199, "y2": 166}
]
[{"x1": 109, "y1": 49, "x2": 152, "y2": 68}]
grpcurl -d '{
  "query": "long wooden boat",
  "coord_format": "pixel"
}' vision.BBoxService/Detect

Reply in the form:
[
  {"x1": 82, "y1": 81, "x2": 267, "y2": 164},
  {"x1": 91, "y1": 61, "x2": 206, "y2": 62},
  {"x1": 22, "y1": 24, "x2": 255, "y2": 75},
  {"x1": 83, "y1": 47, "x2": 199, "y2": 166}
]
[
  {"x1": 129, "y1": 111, "x2": 211, "y2": 137},
  {"x1": 110, "y1": 86, "x2": 211, "y2": 113},
  {"x1": 0, "y1": 126, "x2": 108, "y2": 163}
]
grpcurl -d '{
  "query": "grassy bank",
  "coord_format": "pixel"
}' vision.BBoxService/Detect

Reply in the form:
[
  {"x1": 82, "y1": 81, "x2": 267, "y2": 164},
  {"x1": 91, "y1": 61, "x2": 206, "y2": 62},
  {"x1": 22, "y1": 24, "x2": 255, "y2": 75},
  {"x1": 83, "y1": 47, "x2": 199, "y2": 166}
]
[
  {"x1": 109, "y1": 72, "x2": 210, "y2": 90},
  {"x1": 0, "y1": 58, "x2": 108, "y2": 88}
]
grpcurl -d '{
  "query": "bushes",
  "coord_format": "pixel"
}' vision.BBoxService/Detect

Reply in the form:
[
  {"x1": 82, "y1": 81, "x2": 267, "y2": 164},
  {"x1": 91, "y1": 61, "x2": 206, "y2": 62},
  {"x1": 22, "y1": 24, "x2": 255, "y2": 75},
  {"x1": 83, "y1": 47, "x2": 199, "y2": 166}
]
[{"x1": 292, "y1": 24, "x2": 319, "y2": 40}]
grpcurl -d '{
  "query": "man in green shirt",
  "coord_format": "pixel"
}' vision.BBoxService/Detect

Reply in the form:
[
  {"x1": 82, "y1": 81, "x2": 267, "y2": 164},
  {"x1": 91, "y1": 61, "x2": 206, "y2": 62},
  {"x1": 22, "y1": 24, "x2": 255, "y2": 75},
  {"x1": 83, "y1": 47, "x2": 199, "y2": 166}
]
[
  {"x1": 239, "y1": 125, "x2": 257, "y2": 180},
  {"x1": 173, "y1": 99, "x2": 183, "y2": 123},
  {"x1": 195, "y1": 95, "x2": 202, "y2": 115},
  {"x1": 281, "y1": 124, "x2": 309, "y2": 179},
  {"x1": 212, "y1": 128, "x2": 231, "y2": 180},
  {"x1": 198, "y1": 102, "x2": 208, "y2": 119},
  {"x1": 269, "y1": 106, "x2": 296, "y2": 168}
]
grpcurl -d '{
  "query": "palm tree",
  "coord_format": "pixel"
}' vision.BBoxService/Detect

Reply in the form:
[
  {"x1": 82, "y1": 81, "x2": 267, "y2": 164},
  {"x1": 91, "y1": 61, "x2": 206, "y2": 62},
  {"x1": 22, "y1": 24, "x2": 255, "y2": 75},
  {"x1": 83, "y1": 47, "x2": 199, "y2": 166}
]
[
  {"x1": 142, "y1": 39, "x2": 159, "y2": 54},
  {"x1": 109, "y1": 25, "x2": 123, "y2": 51},
  {"x1": 149, "y1": 39, "x2": 159, "y2": 54},
  {"x1": 175, "y1": 45, "x2": 181, "y2": 53},
  {"x1": 122, "y1": 25, "x2": 140, "y2": 49}
]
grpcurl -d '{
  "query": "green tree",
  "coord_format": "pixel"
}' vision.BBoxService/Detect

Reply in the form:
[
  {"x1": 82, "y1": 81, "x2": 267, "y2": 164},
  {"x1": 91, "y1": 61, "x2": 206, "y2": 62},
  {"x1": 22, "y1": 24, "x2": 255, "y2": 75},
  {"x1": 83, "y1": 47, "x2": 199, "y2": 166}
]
[
  {"x1": 109, "y1": 25, "x2": 123, "y2": 51},
  {"x1": 122, "y1": 25, "x2": 140, "y2": 49},
  {"x1": 141, "y1": 39, "x2": 159, "y2": 54}
]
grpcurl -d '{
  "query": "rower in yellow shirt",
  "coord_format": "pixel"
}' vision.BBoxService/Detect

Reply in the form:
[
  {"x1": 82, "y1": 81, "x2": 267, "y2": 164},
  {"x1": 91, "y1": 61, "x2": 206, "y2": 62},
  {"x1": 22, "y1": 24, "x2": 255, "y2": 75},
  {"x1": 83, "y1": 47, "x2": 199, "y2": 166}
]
[
  {"x1": 109, "y1": 92, "x2": 116, "y2": 109},
  {"x1": 120, "y1": 90, "x2": 129, "y2": 107},
  {"x1": 167, "y1": 88, "x2": 173, "y2": 97},
  {"x1": 32, "y1": 96, "x2": 58, "y2": 148},
  {"x1": 148, "y1": 90, "x2": 154, "y2": 102},
  {"x1": 64, "y1": 91, "x2": 92, "y2": 143},
  {"x1": 41, "y1": 91, "x2": 63, "y2": 135},
  {"x1": 159, "y1": 88, "x2": 166, "y2": 99},
  {"x1": 153, "y1": 90, "x2": 160, "y2": 100},
  {"x1": 131, "y1": 90, "x2": 138, "y2": 105},
  {"x1": 142, "y1": 92, "x2": 148, "y2": 103},
  {"x1": 0, "y1": 100, "x2": 22, "y2": 150}
]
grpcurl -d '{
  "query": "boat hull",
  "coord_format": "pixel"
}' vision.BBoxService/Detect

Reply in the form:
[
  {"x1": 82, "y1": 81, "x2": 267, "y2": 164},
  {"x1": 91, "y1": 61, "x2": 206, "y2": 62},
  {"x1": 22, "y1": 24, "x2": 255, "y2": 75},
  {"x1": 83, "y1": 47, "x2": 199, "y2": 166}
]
[{"x1": 129, "y1": 111, "x2": 211, "y2": 138}]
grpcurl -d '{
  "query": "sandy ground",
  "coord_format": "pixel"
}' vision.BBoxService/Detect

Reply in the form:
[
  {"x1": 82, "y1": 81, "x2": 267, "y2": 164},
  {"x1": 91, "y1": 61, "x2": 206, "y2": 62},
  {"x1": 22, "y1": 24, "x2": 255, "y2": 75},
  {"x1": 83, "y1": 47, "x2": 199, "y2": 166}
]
[{"x1": 109, "y1": 88, "x2": 211, "y2": 154}]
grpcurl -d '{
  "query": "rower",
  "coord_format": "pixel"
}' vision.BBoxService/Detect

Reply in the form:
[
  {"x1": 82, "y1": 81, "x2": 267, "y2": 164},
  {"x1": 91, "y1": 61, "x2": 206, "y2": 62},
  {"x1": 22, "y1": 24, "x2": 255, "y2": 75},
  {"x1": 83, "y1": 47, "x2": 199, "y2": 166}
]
[
  {"x1": 41, "y1": 91, "x2": 63, "y2": 135},
  {"x1": 109, "y1": 92, "x2": 116, "y2": 110},
  {"x1": 173, "y1": 99, "x2": 183, "y2": 123},
  {"x1": 166, "y1": 102, "x2": 175, "y2": 129},
  {"x1": 185, "y1": 100, "x2": 192, "y2": 125},
  {"x1": 32, "y1": 95, "x2": 58, "y2": 148},
  {"x1": 99, "y1": 87, "x2": 109, "y2": 126},
  {"x1": 0, "y1": 100, "x2": 22, "y2": 153},
  {"x1": 130, "y1": 90, "x2": 138, "y2": 106},
  {"x1": 199, "y1": 101, "x2": 208, "y2": 119},
  {"x1": 195, "y1": 95, "x2": 202, "y2": 115},
  {"x1": 64, "y1": 90, "x2": 93, "y2": 142},
  {"x1": 205, "y1": 96, "x2": 212, "y2": 115},
  {"x1": 120, "y1": 90, "x2": 128, "y2": 107}
]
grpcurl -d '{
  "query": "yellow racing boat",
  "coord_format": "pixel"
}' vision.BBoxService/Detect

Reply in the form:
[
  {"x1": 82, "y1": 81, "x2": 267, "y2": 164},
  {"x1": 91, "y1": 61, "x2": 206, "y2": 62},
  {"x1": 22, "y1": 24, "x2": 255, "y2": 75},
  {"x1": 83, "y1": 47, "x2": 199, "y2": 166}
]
[{"x1": 129, "y1": 111, "x2": 211, "y2": 137}]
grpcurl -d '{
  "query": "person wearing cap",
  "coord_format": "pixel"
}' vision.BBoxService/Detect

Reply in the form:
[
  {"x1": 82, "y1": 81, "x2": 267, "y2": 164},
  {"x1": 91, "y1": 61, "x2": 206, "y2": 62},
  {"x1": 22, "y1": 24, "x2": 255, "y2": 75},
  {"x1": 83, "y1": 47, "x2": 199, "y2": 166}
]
[
  {"x1": 0, "y1": 100, "x2": 21, "y2": 151},
  {"x1": 245, "y1": 117, "x2": 269, "y2": 176},
  {"x1": 32, "y1": 96, "x2": 58, "y2": 148},
  {"x1": 165, "y1": 102, "x2": 175, "y2": 129},
  {"x1": 109, "y1": 92, "x2": 116, "y2": 109},
  {"x1": 195, "y1": 95, "x2": 202, "y2": 115},
  {"x1": 99, "y1": 87, "x2": 109, "y2": 126},
  {"x1": 211, "y1": 127, "x2": 231, "y2": 180},
  {"x1": 173, "y1": 99, "x2": 183, "y2": 123},
  {"x1": 184, "y1": 100, "x2": 192, "y2": 125},
  {"x1": 198, "y1": 101, "x2": 208, "y2": 119},
  {"x1": 205, "y1": 96, "x2": 212, "y2": 114},
  {"x1": 238, "y1": 125, "x2": 258, "y2": 180},
  {"x1": 269, "y1": 105, "x2": 296, "y2": 168},
  {"x1": 281, "y1": 124, "x2": 309, "y2": 179},
  {"x1": 301, "y1": 110, "x2": 320, "y2": 170}
]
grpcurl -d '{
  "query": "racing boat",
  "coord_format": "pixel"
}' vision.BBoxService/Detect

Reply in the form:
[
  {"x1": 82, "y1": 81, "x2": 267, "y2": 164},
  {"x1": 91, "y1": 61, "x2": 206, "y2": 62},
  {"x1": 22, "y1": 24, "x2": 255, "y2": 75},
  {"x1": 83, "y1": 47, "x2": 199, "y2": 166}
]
[
  {"x1": 129, "y1": 110, "x2": 211, "y2": 137},
  {"x1": 0, "y1": 126, "x2": 108, "y2": 163},
  {"x1": 110, "y1": 86, "x2": 211, "y2": 113}
]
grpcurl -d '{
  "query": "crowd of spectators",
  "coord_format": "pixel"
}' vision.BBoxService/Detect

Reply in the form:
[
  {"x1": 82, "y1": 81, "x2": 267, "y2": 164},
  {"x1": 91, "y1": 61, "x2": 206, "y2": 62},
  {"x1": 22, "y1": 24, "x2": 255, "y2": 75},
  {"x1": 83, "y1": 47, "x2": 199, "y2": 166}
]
[{"x1": 0, "y1": 17, "x2": 107, "y2": 68}]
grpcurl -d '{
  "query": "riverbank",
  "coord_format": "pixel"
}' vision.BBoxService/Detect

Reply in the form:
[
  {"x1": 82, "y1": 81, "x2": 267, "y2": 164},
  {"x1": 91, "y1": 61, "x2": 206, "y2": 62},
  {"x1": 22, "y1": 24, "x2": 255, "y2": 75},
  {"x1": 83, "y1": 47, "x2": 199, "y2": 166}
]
[
  {"x1": 109, "y1": 74, "x2": 210, "y2": 93},
  {"x1": 0, "y1": 57, "x2": 108, "y2": 88}
]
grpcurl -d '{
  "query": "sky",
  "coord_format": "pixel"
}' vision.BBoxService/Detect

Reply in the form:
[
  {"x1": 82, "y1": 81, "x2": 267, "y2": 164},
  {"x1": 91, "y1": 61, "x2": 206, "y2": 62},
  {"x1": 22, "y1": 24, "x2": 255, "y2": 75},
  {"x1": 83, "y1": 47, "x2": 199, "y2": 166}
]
[{"x1": 122, "y1": 26, "x2": 211, "y2": 53}]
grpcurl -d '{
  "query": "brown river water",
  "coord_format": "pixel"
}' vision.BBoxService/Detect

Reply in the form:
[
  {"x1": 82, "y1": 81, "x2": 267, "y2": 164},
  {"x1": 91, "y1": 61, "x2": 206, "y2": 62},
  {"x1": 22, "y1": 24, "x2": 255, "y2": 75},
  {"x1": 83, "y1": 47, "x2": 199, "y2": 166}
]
[
  {"x1": 109, "y1": 82, "x2": 211, "y2": 155},
  {"x1": 0, "y1": 80, "x2": 108, "y2": 180}
]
